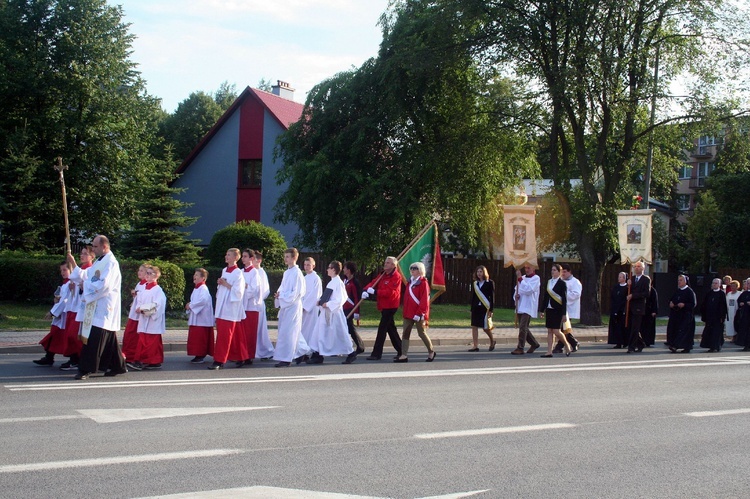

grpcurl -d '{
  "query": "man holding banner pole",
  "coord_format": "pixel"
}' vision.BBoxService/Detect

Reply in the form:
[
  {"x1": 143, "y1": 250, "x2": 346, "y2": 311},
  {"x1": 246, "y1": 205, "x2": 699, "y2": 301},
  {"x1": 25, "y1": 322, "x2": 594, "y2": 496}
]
[
  {"x1": 362, "y1": 256, "x2": 403, "y2": 361},
  {"x1": 626, "y1": 261, "x2": 650, "y2": 353}
]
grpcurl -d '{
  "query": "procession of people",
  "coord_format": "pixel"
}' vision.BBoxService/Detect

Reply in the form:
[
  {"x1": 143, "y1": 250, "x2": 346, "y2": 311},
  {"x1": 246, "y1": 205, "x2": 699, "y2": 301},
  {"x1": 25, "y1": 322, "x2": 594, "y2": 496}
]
[{"x1": 30, "y1": 234, "x2": 750, "y2": 381}]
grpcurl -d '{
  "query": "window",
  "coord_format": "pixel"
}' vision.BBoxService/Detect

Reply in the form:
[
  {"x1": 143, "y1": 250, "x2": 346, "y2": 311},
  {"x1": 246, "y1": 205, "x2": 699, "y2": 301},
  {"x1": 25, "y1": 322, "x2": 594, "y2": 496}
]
[
  {"x1": 699, "y1": 135, "x2": 716, "y2": 146},
  {"x1": 678, "y1": 165, "x2": 693, "y2": 179},
  {"x1": 239, "y1": 159, "x2": 262, "y2": 188},
  {"x1": 676, "y1": 194, "x2": 691, "y2": 211},
  {"x1": 696, "y1": 162, "x2": 716, "y2": 186}
]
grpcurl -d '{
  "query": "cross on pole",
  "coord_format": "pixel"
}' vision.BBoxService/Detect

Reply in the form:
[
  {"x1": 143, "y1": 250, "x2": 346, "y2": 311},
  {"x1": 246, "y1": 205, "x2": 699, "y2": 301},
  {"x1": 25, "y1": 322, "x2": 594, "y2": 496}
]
[{"x1": 53, "y1": 156, "x2": 71, "y2": 255}]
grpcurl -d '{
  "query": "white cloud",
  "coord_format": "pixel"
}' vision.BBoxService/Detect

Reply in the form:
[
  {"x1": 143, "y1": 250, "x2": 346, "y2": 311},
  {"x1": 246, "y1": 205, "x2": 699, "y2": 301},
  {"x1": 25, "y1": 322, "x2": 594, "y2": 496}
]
[{"x1": 120, "y1": 0, "x2": 389, "y2": 110}]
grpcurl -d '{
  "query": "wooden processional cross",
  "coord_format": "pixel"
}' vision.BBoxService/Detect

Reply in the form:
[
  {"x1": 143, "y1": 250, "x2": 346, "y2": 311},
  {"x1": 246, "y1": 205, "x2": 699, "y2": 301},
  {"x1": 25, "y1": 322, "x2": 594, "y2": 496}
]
[{"x1": 53, "y1": 156, "x2": 71, "y2": 255}]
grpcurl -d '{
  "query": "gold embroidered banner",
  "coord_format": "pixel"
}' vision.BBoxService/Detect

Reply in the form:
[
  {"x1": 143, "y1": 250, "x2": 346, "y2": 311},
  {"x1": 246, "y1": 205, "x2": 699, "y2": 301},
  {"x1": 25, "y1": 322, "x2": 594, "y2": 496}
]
[
  {"x1": 616, "y1": 209, "x2": 654, "y2": 264},
  {"x1": 503, "y1": 205, "x2": 538, "y2": 269}
]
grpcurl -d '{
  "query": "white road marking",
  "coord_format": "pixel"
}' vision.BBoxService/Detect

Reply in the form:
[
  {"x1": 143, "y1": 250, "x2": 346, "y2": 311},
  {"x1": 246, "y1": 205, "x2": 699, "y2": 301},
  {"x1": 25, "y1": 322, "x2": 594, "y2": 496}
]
[
  {"x1": 414, "y1": 423, "x2": 576, "y2": 439},
  {"x1": 0, "y1": 448, "x2": 246, "y2": 474},
  {"x1": 137, "y1": 485, "x2": 382, "y2": 498},
  {"x1": 684, "y1": 408, "x2": 750, "y2": 417},
  {"x1": 78, "y1": 406, "x2": 280, "y2": 423},
  {"x1": 5, "y1": 356, "x2": 750, "y2": 391},
  {"x1": 136, "y1": 486, "x2": 490, "y2": 498},
  {"x1": 0, "y1": 415, "x2": 85, "y2": 424}
]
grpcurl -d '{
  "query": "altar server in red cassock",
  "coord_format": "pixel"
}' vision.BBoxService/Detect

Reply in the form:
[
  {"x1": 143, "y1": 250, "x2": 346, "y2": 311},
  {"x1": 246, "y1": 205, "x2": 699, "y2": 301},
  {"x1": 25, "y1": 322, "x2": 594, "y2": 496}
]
[
  {"x1": 186, "y1": 268, "x2": 214, "y2": 364},
  {"x1": 130, "y1": 266, "x2": 167, "y2": 370},
  {"x1": 34, "y1": 262, "x2": 73, "y2": 366},
  {"x1": 121, "y1": 264, "x2": 147, "y2": 363},
  {"x1": 208, "y1": 248, "x2": 245, "y2": 370}
]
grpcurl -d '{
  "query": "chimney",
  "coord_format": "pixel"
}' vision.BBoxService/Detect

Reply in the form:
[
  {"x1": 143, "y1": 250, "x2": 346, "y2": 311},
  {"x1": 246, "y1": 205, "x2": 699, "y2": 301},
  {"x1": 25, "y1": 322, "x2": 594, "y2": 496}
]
[{"x1": 271, "y1": 80, "x2": 295, "y2": 101}]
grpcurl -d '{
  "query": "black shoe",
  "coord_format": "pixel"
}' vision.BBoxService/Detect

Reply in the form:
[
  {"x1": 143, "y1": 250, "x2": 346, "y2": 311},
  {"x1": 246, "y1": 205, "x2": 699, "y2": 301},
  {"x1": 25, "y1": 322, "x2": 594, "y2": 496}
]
[
  {"x1": 669, "y1": 347, "x2": 678, "y2": 353},
  {"x1": 104, "y1": 367, "x2": 127, "y2": 377},
  {"x1": 190, "y1": 356, "x2": 205, "y2": 364},
  {"x1": 343, "y1": 353, "x2": 357, "y2": 364},
  {"x1": 33, "y1": 357, "x2": 54, "y2": 366},
  {"x1": 59, "y1": 361, "x2": 78, "y2": 371},
  {"x1": 613, "y1": 345, "x2": 622, "y2": 349},
  {"x1": 207, "y1": 362, "x2": 224, "y2": 370},
  {"x1": 489, "y1": 340, "x2": 496, "y2": 352},
  {"x1": 467, "y1": 347, "x2": 479, "y2": 352},
  {"x1": 679, "y1": 349, "x2": 691, "y2": 353},
  {"x1": 128, "y1": 362, "x2": 143, "y2": 371},
  {"x1": 306, "y1": 355, "x2": 324, "y2": 364},
  {"x1": 426, "y1": 351, "x2": 437, "y2": 362},
  {"x1": 294, "y1": 354, "x2": 309, "y2": 365},
  {"x1": 365, "y1": 355, "x2": 381, "y2": 361},
  {"x1": 143, "y1": 363, "x2": 162, "y2": 370},
  {"x1": 274, "y1": 361, "x2": 291, "y2": 368},
  {"x1": 552, "y1": 348, "x2": 563, "y2": 354},
  {"x1": 235, "y1": 361, "x2": 245, "y2": 368},
  {"x1": 74, "y1": 372, "x2": 90, "y2": 380},
  {"x1": 393, "y1": 357, "x2": 408, "y2": 363},
  {"x1": 243, "y1": 359, "x2": 253, "y2": 366}
]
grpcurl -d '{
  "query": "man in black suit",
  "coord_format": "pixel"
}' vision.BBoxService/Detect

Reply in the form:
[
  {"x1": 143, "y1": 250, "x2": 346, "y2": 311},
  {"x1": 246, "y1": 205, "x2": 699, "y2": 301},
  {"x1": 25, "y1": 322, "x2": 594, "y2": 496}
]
[{"x1": 626, "y1": 261, "x2": 650, "y2": 353}]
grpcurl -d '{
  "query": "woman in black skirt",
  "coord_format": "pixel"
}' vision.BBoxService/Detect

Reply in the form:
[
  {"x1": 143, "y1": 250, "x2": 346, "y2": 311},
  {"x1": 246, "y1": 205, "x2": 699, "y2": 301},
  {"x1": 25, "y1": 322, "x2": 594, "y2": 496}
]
[
  {"x1": 539, "y1": 264, "x2": 571, "y2": 357},
  {"x1": 468, "y1": 265, "x2": 495, "y2": 352}
]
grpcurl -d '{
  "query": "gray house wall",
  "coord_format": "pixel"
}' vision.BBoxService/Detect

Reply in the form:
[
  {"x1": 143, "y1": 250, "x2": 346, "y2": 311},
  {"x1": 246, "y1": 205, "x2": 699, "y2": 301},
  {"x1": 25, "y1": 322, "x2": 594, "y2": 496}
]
[
  {"x1": 259, "y1": 111, "x2": 300, "y2": 247},
  {"x1": 173, "y1": 109, "x2": 241, "y2": 246}
]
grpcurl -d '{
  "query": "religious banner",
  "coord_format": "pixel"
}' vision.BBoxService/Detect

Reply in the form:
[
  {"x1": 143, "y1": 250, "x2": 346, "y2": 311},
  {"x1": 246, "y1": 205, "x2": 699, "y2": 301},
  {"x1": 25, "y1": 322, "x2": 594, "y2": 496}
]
[
  {"x1": 503, "y1": 205, "x2": 538, "y2": 269},
  {"x1": 616, "y1": 209, "x2": 655, "y2": 264},
  {"x1": 398, "y1": 222, "x2": 446, "y2": 303}
]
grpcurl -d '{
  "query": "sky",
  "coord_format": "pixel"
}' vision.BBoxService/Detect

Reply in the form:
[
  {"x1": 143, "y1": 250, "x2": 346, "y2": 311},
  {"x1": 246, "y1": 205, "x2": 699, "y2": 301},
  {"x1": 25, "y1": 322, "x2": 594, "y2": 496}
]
[{"x1": 117, "y1": 0, "x2": 392, "y2": 112}]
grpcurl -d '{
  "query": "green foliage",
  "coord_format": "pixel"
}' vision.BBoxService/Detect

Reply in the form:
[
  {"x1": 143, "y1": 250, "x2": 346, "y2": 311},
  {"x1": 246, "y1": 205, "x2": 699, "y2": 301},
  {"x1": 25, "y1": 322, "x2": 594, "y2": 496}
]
[
  {"x1": 0, "y1": 0, "x2": 165, "y2": 251},
  {"x1": 0, "y1": 256, "x2": 66, "y2": 303},
  {"x1": 159, "y1": 91, "x2": 224, "y2": 162},
  {"x1": 121, "y1": 258, "x2": 184, "y2": 312},
  {"x1": 118, "y1": 160, "x2": 201, "y2": 264},
  {"x1": 159, "y1": 82, "x2": 238, "y2": 162},
  {"x1": 708, "y1": 172, "x2": 750, "y2": 267},
  {"x1": 275, "y1": 1, "x2": 537, "y2": 267},
  {"x1": 685, "y1": 191, "x2": 721, "y2": 273},
  {"x1": 205, "y1": 221, "x2": 287, "y2": 269}
]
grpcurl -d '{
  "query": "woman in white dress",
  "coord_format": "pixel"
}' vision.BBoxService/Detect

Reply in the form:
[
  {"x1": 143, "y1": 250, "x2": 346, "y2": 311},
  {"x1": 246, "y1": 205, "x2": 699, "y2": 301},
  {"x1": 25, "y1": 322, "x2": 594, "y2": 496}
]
[
  {"x1": 726, "y1": 280, "x2": 741, "y2": 341},
  {"x1": 306, "y1": 261, "x2": 354, "y2": 364}
]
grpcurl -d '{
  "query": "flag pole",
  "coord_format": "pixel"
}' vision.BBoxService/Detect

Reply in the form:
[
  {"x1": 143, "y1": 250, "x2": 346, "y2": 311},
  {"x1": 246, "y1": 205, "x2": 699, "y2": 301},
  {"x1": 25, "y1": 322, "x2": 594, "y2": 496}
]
[
  {"x1": 53, "y1": 157, "x2": 72, "y2": 255},
  {"x1": 346, "y1": 220, "x2": 436, "y2": 319}
]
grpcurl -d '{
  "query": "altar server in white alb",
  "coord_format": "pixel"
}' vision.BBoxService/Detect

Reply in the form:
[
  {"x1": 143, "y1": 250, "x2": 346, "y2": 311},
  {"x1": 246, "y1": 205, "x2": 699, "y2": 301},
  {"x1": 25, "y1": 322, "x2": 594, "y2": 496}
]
[
  {"x1": 71, "y1": 235, "x2": 127, "y2": 380},
  {"x1": 300, "y1": 257, "x2": 322, "y2": 345},
  {"x1": 33, "y1": 262, "x2": 73, "y2": 366},
  {"x1": 208, "y1": 248, "x2": 245, "y2": 370},
  {"x1": 130, "y1": 266, "x2": 167, "y2": 370},
  {"x1": 253, "y1": 250, "x2": 275, "y2": 359},
  {"x1": 273, "y1": 248, "x2": 307, "y2": 367},
  {"x1": 185, "y1": 268, "x2": 214, "y2": 364},
  {"x1": 306, "y1": 261, "x2": 354, "y2": 364},
  {"x1": 554, "y1": 263, "x2": 582, "y2": 353}
]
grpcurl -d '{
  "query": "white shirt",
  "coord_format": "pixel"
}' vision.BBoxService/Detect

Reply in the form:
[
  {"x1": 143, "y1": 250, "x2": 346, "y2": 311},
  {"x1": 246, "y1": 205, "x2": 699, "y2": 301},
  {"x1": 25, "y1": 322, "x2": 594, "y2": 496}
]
[
  {"x1": 515, "y1": 273, "x2": 540, "y2": 318},
  {"x1": 82, "y1": 251, "x2": 122, "y2": 331},
  {"x1": 564, "y1": 275, "x2": 582, "y2": 320},
  {"x1": 188, "y1": 283, "x2": 214, "y2": 327},
  {"x1": 214, "y1": 266, "x2": 245, "y2": 322}
]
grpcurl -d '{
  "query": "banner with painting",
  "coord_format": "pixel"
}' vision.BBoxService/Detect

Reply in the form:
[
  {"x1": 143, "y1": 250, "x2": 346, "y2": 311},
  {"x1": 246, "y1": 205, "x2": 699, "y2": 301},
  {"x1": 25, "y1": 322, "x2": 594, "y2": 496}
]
[
  {"x1": 503, "y1": 205, "x2": 538, "y2": 269},
  {"x1": 616, "y1": 209, "x2": 654, "y2": 264}
]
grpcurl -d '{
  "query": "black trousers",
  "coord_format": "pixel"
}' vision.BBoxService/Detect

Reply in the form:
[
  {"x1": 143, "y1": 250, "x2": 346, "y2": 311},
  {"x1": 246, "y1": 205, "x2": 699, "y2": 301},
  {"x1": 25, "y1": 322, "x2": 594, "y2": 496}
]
[
  {"x1": 370, "y1": 308, "x2": 402, "y2": 358},
  {"x1": 628, "y1": 314, "x2": 646, "y2": 351},
  {"x1": 79, "y1": 326, "x2": 125, "y2": 375},
  {"x1": 345, "y1": 315, "x2": 365, "y2": 352}
]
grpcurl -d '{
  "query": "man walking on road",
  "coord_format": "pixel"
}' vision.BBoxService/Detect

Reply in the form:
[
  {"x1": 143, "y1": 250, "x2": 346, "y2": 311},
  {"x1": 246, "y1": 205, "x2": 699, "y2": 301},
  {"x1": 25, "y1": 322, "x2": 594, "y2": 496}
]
[
  {"x1": 512, "y1": 264, "x2": 541, "y2": 355},
  {"x1": 554, "y1": 263, "x2": 581, "y2": 353}
]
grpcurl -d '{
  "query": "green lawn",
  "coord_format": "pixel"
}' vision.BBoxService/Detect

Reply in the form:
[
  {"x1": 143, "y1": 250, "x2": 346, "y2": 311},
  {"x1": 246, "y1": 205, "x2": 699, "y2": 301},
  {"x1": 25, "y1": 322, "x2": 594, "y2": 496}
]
[{"x1": 0, "y1": 300, "x2": 668, "y2": 330}]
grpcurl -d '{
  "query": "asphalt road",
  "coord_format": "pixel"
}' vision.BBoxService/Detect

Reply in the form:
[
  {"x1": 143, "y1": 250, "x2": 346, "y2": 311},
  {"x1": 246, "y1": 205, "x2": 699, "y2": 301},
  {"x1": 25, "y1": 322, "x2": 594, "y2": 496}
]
[{"x1": 1, "y1": 345, "x2": 749, "y2": 498}]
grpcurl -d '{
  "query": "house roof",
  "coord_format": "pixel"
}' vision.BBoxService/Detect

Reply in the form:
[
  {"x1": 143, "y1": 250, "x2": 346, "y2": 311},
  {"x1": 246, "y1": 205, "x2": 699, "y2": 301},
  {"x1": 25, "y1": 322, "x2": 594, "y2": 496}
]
[{"x1": 175, "y1": 86, "x2": 304, "y2": 175}]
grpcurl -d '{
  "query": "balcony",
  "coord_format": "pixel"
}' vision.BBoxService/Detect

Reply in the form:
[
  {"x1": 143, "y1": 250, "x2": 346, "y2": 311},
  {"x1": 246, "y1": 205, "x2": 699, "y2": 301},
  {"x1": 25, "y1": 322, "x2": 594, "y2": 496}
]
[
  {"x1": 689, "y1": 177, "x2": 707, "y2": 189},
  {"x1": 690, "y1": 145, "x2": 713, "y2": 158}
]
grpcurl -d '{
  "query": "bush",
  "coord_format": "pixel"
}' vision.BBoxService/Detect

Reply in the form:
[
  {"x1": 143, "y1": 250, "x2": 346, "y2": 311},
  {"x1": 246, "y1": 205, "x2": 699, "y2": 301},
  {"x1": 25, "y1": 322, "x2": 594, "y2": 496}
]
[
  {"x1": 0, "y1": 255, "x2": 66, "y2": 303},
  {"x1": 205, "y1": 221, "x2": 287, "y2": 269}
]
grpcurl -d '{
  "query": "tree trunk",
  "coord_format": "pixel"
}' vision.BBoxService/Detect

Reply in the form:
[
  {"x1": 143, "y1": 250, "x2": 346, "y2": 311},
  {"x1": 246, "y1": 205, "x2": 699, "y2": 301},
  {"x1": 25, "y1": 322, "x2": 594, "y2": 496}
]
[{"x1": 577, "y1": 237, "x2": 605, "y2": 326}]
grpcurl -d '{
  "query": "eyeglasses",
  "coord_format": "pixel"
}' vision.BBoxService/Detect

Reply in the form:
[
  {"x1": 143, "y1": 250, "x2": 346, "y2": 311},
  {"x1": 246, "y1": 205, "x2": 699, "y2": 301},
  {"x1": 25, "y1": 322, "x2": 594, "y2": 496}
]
[{"x1": 410, "y1": 266, "x2": 419, "y2": 270}]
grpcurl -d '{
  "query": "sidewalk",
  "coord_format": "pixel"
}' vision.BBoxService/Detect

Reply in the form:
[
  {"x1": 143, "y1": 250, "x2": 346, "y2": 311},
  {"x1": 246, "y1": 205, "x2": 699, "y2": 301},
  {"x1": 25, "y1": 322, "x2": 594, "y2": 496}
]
[{"x1": 0, "y1": 323, "x2": 668, "y2": 354}]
